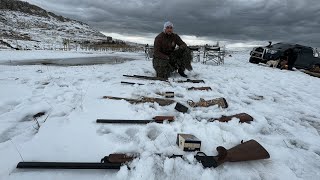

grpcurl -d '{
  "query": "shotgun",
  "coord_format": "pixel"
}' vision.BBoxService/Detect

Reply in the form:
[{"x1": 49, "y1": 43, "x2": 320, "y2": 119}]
[
  {"x1": 187, "y1": 87, "x2": 212, "y2": 91},
  {"x1": 17, "y1": 140, "x2": 269, "y2": 169},
  {"x1": 121, "y1": 81, "x2": 144, "y2": 85},
  {"x1": 123, "y1": 75, "x2": 168, "y2": 82},
  {"x1": 176, "y1": 79, "x2": 205, "y2": 83},
  {"x1": 102, "y1": 96, "x2": 175, "y2": 106},
  {"x1": 187, "y1": 97, "x2": 228, "y2": 108}
]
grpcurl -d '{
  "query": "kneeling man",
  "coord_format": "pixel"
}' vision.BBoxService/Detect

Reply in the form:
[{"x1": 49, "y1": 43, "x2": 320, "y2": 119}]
[{"x1": 153, "y1": 21, "x2": 192, "y2": 79}]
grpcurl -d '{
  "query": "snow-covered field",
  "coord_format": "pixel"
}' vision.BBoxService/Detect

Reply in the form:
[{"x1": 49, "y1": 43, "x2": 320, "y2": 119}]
[{"x1": 0, "y1": 49, "x2": 319, "y2": 180}]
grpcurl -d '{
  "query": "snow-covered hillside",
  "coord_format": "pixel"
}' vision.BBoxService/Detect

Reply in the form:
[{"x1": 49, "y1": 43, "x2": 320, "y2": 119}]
[
  {"x1": 0, "y1": 0, "x2": 109, "y2": 50},
  {"x1": 0, "y1": 49, "x2": 319, "y2": 180}
]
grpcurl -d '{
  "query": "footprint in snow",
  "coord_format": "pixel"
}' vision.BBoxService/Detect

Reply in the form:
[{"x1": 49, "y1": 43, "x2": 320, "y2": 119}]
[
  {"x1": 146, "y1": 125, "x2": 162, "y2": 141},
  {"x1": 125, "y1": 128, "x2": 140, "y2": 138},
  {"x1": 96, "y1": 126, "x2": 112, "y2": 135}
]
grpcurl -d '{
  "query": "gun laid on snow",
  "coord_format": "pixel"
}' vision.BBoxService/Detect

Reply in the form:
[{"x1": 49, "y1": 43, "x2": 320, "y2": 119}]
[
  {"x1": 121, "y1": 81, "x2": 144, "y2": 85},
  {"x1": 208, "y1": 113, "x2": 253, "y2": 123},
  {"x1": 176, "y1": 79, "x2": 205, "y2": 83},
  {"x1": 16, "y1": 140, "x2": 270, "y2": 169},
  {"x1": 123, "y1": 75, "x2": 168, "y2": 82},
  {"x1": 193, "y1": 139, "x2": 270, "y2": 167},
  {"x1": 188, "y1": 97, "x2": 228, "y2": 108},
  {"x1": 96, "y1": 116, "x2": 175, "y2": 124},
  {"x1": 102, "y1": 96, "x2": 175, "y2": 106},
  {"x1": 187, "y1": 87, "x2": 212, "y2": 91}
]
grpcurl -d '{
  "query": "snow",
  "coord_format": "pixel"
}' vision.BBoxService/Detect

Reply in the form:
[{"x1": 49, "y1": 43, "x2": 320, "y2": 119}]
[
  {"x1": 0, "y1": 10, "x2": 107, "y2": 50},
  {"x1": 0, "y1": 49, "x2": 320, "y2": 180}
]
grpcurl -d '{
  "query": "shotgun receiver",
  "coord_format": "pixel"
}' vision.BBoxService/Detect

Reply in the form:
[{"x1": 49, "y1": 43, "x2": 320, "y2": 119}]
[{"x1": 17, "y1": 140, "x2": 269, "y2": 169}]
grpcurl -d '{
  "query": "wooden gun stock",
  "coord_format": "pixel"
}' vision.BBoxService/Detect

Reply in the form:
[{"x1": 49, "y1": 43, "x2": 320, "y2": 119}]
[{"x1": 209, "y1": 113, "x2": 253, "y2": 123}]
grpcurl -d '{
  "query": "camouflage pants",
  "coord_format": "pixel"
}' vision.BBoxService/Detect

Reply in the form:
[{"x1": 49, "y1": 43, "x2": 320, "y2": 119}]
[{"x1": 153, "y1": 48, "x2": 192, "y2": 78}]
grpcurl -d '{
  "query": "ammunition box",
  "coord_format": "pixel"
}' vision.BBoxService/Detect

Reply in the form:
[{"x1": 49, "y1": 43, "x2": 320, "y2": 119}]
[
  {"x1": 176, "y1": 133, "x2": 201, "y2": 151},
  {"x1": 164, "y1": 91, "x2": 174, "y2": 98}
]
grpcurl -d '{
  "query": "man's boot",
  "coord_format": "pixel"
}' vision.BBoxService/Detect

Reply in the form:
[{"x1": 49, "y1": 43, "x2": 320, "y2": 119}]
[{"x1": 178, "y1": 69, "x2": 188, "y2": 78}]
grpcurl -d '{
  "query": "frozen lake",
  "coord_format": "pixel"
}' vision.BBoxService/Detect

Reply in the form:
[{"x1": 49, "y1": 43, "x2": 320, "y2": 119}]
[{"x1": 0, "y1": 56, "x2": 136, "y2": 66}]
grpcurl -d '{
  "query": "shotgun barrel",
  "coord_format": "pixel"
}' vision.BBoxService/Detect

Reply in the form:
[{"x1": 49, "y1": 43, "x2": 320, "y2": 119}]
[
  {"x1": 16, "y1": 162, "x2": 121, "y2": 169},
  {"x1": 96, "y1": 116, "x2": 174, "y2": 124},
  {"x1": 97, "y1": 119, "x2": 154, "y2": 124},
  {"x1": 176, "y1": 79, "x2": 205, "y2": 83},
  {"x1": 123, "y1": 75, "x2": 168, "y2": 81},
  {"x1": 121, "y1": 81, "x2": 144, "y2": 85}
]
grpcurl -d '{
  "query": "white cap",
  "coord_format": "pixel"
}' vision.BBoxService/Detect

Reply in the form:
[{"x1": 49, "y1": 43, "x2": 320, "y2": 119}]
[{"x1": 163, "y1": 21, "x2": 173, "y2": 31}]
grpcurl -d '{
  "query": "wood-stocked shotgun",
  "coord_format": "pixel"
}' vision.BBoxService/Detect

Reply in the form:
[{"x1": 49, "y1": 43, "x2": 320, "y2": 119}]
[
  {"x1": 175, "y1": 79, "x2": 205, "y2": 83},
  {"x1": 121, "y1": 81, "x2": 144, "y2": 85},
  {"x1": 123, "y1": 75, "x2": 205, "y2": 84},
  {"x1": 102, "y1": 96, "x2": 175, "y2": 106},
  {"x1": 123, "y1": 75, "x2": 168, "y2": 82},
  {"x1": 188, "y1": 97, "x2": 228, "y2": 108},
  {"x1": 16, "y1": 140, "x2": 270, "y2": 170}
]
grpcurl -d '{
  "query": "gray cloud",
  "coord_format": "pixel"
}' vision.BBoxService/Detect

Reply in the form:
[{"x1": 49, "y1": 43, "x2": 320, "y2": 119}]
[{"x1": 25, "y1": 0, "x2": 320, "y2": 47}]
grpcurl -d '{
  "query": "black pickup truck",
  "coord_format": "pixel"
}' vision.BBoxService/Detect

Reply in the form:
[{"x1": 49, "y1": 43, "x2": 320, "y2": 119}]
[{"x1": 249, "y1": 42, "x2": 320, "y2": 70}]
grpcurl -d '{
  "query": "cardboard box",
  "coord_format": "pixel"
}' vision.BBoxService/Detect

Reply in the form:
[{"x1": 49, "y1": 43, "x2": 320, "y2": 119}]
[{"x1": 176, "y1": 133, "x2": 201, "y2": 151}]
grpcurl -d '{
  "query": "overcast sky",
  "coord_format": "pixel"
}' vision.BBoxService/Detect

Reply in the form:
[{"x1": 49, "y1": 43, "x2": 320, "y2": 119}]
[{"x1": 25, "y1": 0, "x2": 320, "y2": 47}]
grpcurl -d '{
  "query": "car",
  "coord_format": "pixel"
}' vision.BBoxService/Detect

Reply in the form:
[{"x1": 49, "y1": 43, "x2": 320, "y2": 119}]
[{"x1": 249, "y1": 42, "x2": 320, "y2": 70}]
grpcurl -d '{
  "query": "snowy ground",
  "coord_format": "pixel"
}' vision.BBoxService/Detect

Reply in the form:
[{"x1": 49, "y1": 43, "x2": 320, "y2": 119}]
[{"x1": 0, "y1": 49, "x2": 320, "y2": 180}]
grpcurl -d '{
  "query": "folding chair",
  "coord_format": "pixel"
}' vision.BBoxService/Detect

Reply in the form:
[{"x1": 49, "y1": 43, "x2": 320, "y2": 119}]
[
  {"x1": 203, "y1": 45, "x2": 225, "y2": 65},
  {"x1": 145, "y1": 46, "x2": 154, "y2": 60},
  {"x1": 188, "y1": 46, "x2": 201, "y2": 62}
]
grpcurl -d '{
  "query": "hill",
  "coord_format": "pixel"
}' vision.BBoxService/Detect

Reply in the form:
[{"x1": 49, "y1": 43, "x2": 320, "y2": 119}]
[{"x1": 0, "y1": 0, "x2": 113, "y2": 50}]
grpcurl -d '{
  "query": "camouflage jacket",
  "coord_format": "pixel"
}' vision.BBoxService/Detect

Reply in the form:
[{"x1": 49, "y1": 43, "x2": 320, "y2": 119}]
[{"x1": 153, "y1": 32, "x2": 187, "y2": 60}]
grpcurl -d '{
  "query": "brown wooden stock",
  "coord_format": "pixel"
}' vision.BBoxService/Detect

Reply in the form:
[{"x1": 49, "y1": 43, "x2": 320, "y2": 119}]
[
  {"x1": 153, "y1": 116, "x2": 175, "y2": 122},
  {"x1": 215, "y1": 140, "x2": 270, "y2": 166},
  {"x1": 107, "y1": 154, "x2": 135, "y2": 163},
  {"x1": 211, "y1": 113, "x2": 253, "y2": 123}
]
